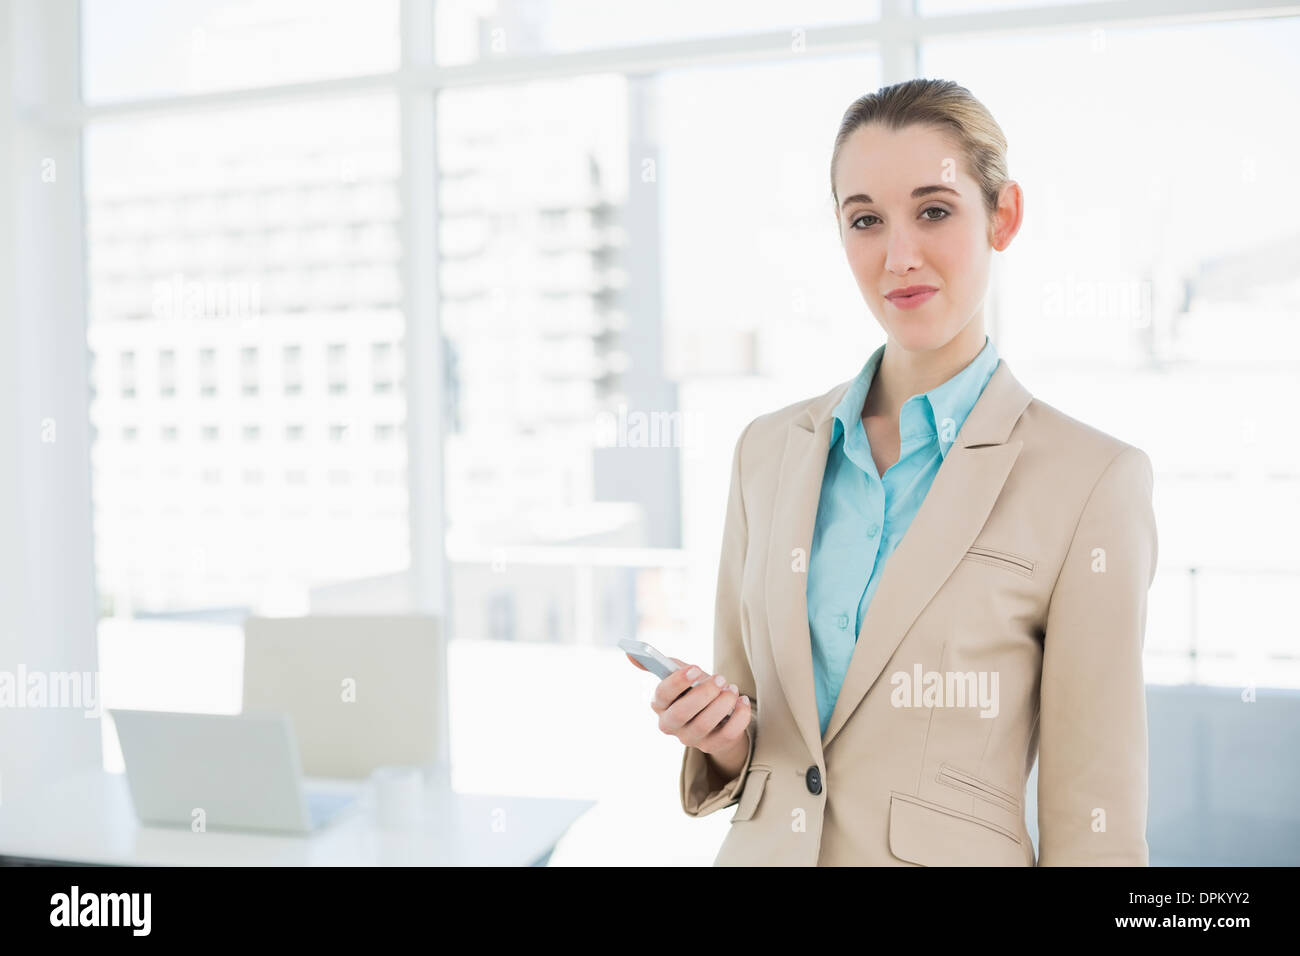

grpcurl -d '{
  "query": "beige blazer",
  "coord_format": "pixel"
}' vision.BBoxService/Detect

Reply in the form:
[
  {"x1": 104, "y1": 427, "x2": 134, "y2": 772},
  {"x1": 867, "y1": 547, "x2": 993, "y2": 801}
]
[{"x1": 679, "y1": 355, "x2": 1158, "y2": 866}]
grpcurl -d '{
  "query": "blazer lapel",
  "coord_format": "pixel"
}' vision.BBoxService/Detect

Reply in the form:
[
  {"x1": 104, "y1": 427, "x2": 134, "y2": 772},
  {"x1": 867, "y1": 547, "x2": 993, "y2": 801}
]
[
  {"x1": 765, "y1": 398, "x2": 844, "y2": 770},
  {"x1": 765, "y1": 358, "x2": 1034, "y2": 763}
]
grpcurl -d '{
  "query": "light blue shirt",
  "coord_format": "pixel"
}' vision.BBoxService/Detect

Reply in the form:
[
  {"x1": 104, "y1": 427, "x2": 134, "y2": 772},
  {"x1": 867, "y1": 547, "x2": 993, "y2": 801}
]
[{"x1": 807, "y1": 335, "x2": 1001, "y2": 737}]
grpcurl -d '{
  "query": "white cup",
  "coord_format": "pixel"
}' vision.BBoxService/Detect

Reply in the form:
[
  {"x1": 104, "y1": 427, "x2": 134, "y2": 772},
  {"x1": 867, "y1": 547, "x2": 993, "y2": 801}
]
[{"x1": 371, "y1": 765, "x2": 425, "y2": 829}]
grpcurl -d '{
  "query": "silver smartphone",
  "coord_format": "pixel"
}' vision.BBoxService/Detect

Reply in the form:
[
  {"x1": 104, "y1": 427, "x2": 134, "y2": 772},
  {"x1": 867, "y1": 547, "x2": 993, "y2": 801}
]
[
  {"x1": 621, "y1": 639, "x2": 739, "y2": 716},
  {"x1": 618, "y1": 638, "x2": 680, "y2": 679}
]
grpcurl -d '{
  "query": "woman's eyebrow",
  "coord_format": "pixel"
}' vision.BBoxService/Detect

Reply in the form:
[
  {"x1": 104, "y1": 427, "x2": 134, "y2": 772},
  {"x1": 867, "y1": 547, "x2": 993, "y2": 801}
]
[{"x1": 840, "y1": 185, "x2": 960, "y2": 211}]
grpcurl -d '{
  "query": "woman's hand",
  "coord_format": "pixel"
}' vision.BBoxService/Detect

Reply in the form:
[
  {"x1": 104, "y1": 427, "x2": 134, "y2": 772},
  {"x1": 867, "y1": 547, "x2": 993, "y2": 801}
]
[{"x1": 627, "y1": 654, "x2": 751, "y2": 757}]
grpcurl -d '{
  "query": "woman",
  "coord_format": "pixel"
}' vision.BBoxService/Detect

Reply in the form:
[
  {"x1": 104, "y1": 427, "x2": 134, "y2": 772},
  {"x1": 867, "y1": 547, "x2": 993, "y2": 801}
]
[{"x1": 645, "y1": 78, "x2": 1157, "y2": 866}]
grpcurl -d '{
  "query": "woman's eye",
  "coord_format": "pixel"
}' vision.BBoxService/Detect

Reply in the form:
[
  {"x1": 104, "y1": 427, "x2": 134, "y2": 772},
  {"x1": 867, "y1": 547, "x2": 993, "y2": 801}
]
[{"x1": 851, "y1": 207, "x2": 949, "y2": 230}]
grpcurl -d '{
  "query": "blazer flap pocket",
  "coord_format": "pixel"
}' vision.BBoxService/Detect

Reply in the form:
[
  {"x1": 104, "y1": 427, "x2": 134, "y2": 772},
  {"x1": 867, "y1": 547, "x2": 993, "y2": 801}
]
[
  {"x1": 888, "y1": 793, "x2": 1024, "y2": 866},
  {"x1": 731, "y1": 767, "x2": 770, "y2": 822}
]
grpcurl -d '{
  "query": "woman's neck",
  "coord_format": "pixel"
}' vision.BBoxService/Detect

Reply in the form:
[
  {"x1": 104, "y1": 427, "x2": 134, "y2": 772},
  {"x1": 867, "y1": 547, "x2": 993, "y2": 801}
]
[{"x1": 864, "y1": 320, "x2": 988, "y2": 423}]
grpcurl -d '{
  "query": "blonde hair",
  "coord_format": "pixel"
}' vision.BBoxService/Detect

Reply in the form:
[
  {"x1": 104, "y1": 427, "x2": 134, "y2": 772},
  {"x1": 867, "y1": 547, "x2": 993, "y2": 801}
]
[{"x1": 830, "y1": 78, "x2": 1010, "y2": 230}]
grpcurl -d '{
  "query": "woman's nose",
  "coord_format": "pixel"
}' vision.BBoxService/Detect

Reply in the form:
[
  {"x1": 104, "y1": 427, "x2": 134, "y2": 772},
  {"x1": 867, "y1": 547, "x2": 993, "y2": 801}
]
[{"x1": 883, "y1": 229, "x2": 924, "y2": 274}]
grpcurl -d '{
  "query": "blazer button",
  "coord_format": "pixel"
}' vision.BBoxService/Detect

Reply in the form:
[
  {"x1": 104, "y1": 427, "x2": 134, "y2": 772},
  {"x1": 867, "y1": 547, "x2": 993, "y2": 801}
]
[{"x1": 805, "y1": 765, "x2": 822, "y2": 795}]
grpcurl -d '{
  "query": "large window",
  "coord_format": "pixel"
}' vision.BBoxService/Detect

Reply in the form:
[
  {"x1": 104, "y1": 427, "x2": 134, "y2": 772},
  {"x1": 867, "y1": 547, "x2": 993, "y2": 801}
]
[
  {"x1": 922, "y1": 16, "x2": 1300, "y2": 687},
  {"x1": 82, "y1": 4, "x2": 405, "y2": 768},
  {"x1": 436, "y1": 73, "x2": 650, "y2": 650},
  {"x1": 86, "y1": 95, "x2": 405, "y2": 610},
  {"x1": 65, "y1": 0, "x2": 1300, "y2": 865}
]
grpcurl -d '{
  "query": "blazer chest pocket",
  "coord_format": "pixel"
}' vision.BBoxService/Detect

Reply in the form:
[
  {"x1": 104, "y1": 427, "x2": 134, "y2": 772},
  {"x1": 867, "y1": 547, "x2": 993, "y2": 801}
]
[
  {"x1": 731, "y1": 767, "x2": 771, "y2": 822},
  {"x1": 961, "y1": 545, "x2": 1034, "y2": 578}
]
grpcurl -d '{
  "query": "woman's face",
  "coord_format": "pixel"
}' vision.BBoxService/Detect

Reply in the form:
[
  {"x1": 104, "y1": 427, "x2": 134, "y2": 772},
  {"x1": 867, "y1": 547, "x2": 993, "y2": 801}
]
[{"x1": 833, "y1": 122, "x2": 1018, "y2": 354}]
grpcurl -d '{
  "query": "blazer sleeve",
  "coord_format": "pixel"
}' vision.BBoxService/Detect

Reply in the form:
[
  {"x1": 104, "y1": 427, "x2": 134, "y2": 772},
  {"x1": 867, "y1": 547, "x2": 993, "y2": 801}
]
[
  {"x1": 680, "y1": 419, "x2": 760, "y2": 817},
  {"x1": 1037, "y1": 444, "x2": 1158, "y2": 865}
]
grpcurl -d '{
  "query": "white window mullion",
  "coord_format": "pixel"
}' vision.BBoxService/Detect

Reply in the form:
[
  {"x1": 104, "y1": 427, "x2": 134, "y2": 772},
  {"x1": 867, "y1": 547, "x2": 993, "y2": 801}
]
[{"x1": 400, "y1": 0, "x2": 451, "y2": 786}]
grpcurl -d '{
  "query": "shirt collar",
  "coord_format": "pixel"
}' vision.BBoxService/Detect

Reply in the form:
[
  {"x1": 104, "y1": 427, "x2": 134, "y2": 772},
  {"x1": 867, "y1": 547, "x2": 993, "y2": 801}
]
[{"x1": 831, "y1": 334, "x2": 1000, "y2": 462}]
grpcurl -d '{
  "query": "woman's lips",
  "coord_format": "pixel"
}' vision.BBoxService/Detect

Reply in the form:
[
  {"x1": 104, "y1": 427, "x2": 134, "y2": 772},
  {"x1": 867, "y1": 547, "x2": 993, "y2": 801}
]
[{"x1": 887, "y1": 288, "x2": 937, "y2": 310}]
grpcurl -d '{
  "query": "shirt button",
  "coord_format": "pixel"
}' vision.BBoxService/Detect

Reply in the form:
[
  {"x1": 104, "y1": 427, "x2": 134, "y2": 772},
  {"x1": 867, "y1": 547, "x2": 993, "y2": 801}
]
[
  {"x1": 867, "y1": 523, "x2": 880, "y2": 537},
  {"x1": 835, "y1": 614, "x2": 848, "y2": 629}
]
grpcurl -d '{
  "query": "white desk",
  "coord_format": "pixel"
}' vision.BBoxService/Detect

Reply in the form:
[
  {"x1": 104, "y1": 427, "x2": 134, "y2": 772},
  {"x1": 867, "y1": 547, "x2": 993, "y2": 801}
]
[{"x1": 0, "y1": 771, "x2": 594, "y2": 866}]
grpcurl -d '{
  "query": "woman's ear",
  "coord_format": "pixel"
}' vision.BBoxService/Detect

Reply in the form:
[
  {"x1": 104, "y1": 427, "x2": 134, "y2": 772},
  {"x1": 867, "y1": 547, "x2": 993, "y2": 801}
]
[{"x1": 988, "y1": 181, "x2": 1024, "y2": 251}]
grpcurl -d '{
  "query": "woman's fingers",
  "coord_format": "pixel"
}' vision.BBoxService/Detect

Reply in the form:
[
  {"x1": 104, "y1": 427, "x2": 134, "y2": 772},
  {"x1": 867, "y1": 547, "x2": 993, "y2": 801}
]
[
  {"x1": 647, "y1": 661, "x2": 749, "y2": 754},
  {"x1": 658, "y1": 671, "x2": 726, "y2": 734},
  {"x1": 681, "y1": 681, "x2": 743, "y2": 748},
  {"x1": 651, "y1": 662, "x2": 701, "y2": 713},
  {"x1": 698, "y1": 693, "x2": 750, "y2": 750}
]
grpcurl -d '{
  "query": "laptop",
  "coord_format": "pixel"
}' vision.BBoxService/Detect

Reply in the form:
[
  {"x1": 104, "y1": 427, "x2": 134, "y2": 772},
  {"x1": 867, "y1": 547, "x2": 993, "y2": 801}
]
[{"x1": 110, "y1": 709, "x2": 359, "y2": 835}]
